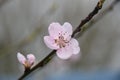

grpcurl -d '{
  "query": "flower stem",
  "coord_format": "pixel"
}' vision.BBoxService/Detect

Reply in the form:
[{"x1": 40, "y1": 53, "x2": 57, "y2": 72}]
[
  {"x1": 18, "y1": 0, "x2": 112, "y2": 80},
  {"x1": 18, "y1": 50, "x2": 56, "y2": 80}
]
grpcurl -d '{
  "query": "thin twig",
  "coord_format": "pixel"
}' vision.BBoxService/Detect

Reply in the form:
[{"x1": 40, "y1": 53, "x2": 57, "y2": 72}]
[
  {"x1": 72, "y1": 0, "x2": 105, "y2": 37},
  {"x1": 77, "y1": 0, "x2": 120, "y2": 37},
  {"x1": 18, "y1": 50, "x2": 56, "y2": 80},
  {"x1": 18, "y1": 0, "x2": 106, "y2": 80}
]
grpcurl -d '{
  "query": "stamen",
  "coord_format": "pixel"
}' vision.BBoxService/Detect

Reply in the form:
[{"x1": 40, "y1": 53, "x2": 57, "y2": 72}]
[{"x1": 54, "y1": 34, "x2": 69, "y2": 48}]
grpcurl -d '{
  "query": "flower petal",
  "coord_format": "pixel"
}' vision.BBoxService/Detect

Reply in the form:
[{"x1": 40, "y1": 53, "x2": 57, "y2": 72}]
[
  {"x1": 72, "y1": 46, "x2": 80, "y2": 54},
  {"x1": 59, "y1": 22, "x2": 73, "y2": 41},
  {"x1": 70, "y1": 38, "x2": 80, "y2": 54},
  {"x1": 63, "y1": 22, "x2": 73, "y2": 35},
  {"x1": 48, "y1": 22, "x2": 64, "y2": 39},
  {"x1": 56, "y1": 46, "x2": 73, "y2": 60},
  {"x1": 27, "y1": 54, "x2": 35, "y2": 65},
  {"x1": 17, "y1": 52, "x2": 26, "y2": 64},
  {"x1": 44, "y1": 36, "x2": 59, "y2": 49}
]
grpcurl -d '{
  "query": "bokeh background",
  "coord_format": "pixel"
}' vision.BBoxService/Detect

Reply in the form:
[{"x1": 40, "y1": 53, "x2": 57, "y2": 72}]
[{"x1": 0, "y1": 0, "x2": 120, "y2": 80}]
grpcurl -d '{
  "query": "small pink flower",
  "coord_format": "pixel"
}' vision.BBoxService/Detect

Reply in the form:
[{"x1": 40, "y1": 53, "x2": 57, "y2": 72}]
[
  {"x1": 44, "y1": 22, "x2": 80, "y2": 59},
  {"x1": 17, "y1": 52, "x2": 35, "y2": 68}
]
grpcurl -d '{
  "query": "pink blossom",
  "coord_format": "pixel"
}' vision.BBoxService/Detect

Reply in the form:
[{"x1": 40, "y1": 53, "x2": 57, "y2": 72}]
[
  {"x1": 44, "y1": 22, "x2": 80, "y2": 59},
  {"x1": 17, "y1": 52, "x2": 35, "y2": 68}
]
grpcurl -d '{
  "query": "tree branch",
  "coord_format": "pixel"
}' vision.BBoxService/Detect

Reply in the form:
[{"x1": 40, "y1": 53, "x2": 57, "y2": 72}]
[
  {"x1": 18, "y1": 0, "x2": 106, "y2": 80},
  {"x1": 18, "y1": 50, "x2": 56, "y2": 80},
  {"x1": 72, "y1": 0, "x2": 105, "y2": 37},
  {"x1": 77, "y1": 0, "x2": 120, "y2": 37}
]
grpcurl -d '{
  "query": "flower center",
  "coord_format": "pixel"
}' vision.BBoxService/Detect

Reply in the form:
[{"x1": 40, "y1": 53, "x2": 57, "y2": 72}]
[{"x1": 55, "y1": 34, "x2": 69, "y2": 48}]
